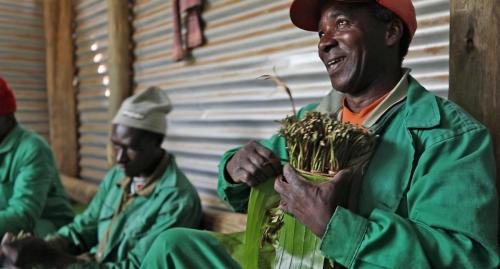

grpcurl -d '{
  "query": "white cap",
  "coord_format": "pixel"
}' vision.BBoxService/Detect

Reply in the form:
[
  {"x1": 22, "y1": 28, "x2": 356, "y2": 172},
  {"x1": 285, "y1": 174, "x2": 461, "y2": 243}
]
[{"x1": 112, "y1": 87, "x2": 172, "y2": 135}]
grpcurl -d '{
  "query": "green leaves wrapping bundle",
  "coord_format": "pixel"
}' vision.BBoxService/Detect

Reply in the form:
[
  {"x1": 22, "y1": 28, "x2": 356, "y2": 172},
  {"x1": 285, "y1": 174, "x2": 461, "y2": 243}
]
[{"x1": 243, "y1": 111, "x2": 376, "y2": 269}]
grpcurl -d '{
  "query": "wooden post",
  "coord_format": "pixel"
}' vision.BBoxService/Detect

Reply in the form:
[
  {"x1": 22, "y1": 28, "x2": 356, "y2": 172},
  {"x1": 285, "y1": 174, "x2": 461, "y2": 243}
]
[
  {"x1": 106, "y1": 0, "x2": 132, "y2": 165},
  {"x1": 449, "y1": 0, "x2": 499, "y2": 242},
  {"x1": 44, "y1": 0, "x2": 79, "y2": 177}
]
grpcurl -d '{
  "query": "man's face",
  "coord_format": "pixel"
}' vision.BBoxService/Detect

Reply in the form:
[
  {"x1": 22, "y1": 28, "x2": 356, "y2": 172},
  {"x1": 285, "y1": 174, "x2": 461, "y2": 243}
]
[
  {"x1": 0, "y1": 113, "x2": 15, "y2": 141},
  {"x1": 111, "y1": 124, "x2": 159, "y2": 177},
  {"x1": 0, "y1": 115, "x2": 11, "y2": 134},
  {"x1": 317, "y1": 2, "x2": 388, "y2": 95}
]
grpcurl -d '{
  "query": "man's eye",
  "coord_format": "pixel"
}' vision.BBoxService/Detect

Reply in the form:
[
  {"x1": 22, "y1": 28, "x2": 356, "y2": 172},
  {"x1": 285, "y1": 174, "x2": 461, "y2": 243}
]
[
  {"x1": 337, "y1": 19, "x2": 349, "y2": 28},
  {"x1": 128, "y1": 145, "x2": 139, "y2": 152}
]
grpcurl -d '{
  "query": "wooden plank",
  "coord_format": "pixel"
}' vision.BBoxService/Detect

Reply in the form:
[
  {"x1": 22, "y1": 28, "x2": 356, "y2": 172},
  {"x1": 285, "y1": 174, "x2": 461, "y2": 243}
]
[
  {"x1": 448, "y1": 0, "x2": 499, "y2": 243},
  {"x1": 44, "y1": 0, "x2": 79, "y2": 176},
  {"x1": 81, "y1": 167, "x2": 107, "y2": 181},
  {"x1": 201, "y1": 208, "x2": 247, "y2": 233},
  {"x1": 60, "y1": 174, "x2": 99, "y2": 204}
]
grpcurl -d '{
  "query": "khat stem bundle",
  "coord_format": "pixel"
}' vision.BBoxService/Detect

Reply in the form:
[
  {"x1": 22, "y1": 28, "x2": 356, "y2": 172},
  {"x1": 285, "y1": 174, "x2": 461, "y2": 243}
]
[{"x1": 261, "y1": 111, "x2": 377, "y2": 248}]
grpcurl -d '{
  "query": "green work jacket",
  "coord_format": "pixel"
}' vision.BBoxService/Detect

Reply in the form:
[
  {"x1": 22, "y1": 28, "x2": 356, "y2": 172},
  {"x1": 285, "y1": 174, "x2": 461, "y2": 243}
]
[
  {"x1": 217, "y1": 76, "x2": 499, "y2": 268},
  {"x1": 57, "y1": 153, "x2": 202, "y2": 269},
  {"x1": 0, "y1": 125, "x2": 74, "y2": 237}
]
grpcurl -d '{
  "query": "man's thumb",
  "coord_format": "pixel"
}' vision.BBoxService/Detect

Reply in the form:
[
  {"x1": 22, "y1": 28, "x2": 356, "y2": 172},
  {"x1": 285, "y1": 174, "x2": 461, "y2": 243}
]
[
  {"x1": 331, "y1": 168, "x2": 353, "y2": 186},
  {"x1": 1, "y1": 233, "x2": 13, "y2": 246}
]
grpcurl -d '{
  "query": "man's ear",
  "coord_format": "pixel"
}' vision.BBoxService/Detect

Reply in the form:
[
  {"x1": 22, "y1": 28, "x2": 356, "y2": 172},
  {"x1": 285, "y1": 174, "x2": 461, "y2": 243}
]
[{"x1": 385, "y1": 18, "x2": 404, "y2": 48}]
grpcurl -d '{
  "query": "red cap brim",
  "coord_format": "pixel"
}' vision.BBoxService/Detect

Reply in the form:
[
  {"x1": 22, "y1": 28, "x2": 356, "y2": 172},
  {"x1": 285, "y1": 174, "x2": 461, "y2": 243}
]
[
  {"x1": 290, "y1": 0, "x2": 416, "y2": 43},
  {"x1": 290, "y1": 0, "x2": 322, "y2": 32},
  {"x1": 290, "y1": 0, "x2": 373, "y2": 31}
]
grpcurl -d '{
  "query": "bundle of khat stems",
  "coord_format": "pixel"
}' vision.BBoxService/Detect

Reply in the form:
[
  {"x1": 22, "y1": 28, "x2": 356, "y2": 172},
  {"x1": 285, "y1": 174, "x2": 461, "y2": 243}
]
[{"x1": 261, "y1": 111, "x2": 377, "y2": 247}]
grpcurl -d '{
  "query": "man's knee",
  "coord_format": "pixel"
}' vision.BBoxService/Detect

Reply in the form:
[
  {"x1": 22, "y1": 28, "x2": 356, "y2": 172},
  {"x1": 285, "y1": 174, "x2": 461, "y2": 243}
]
[{"x1": 152, "y1": 227, "x2": 197, "y2": 251}]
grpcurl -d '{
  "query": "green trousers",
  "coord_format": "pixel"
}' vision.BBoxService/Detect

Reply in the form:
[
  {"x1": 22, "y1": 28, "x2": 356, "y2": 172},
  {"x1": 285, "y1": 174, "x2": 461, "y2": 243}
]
[{"x1": 141, "y1": 228, "x2": 242, "y2": 269}]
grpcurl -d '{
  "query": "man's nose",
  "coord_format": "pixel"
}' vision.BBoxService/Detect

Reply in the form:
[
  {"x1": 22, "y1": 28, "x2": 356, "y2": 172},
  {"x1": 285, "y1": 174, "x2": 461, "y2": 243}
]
[{"x1": 318, "y1": 34, "x2": 339, "y2": 53}]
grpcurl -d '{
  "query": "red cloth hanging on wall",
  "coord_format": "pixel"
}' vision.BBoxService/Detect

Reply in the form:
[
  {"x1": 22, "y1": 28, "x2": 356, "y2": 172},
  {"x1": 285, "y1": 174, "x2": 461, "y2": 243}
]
[{"x1": 172, "y1": 0, "x2": 205, "y2": 61}]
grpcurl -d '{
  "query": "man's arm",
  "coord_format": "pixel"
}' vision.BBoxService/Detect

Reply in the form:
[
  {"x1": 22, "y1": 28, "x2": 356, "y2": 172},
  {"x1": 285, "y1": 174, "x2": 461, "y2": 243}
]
[
  {"x1": 0, "y1": 141, "x2": 56, "y2": 235},
  {"x1": 217, "y1": 146, "x2": 252, "y2": 212},
  {"x1": 217, "y1": 104, "x2": 318, "y2": 212},
  {"x1": 102, "y1": 193, "x2": 200, "y2": 268},
  {"x1": 0, "y1": 168, "x2": 124, "y2": 268},
  {"x1": 320, "y1": 128, "x2": 499, "y2": 268},
  {"x1": 217, "y1": 136, "x2": 287, "y2": 212},
  {"x1": 216, "y1": 138, "x2": 283, "y2": 212},
  {"x1": 62, "y1": 184, "x2": 201, "y2": 269},
  {"x1": 53, "y1": 168, "x2": 118, "y2": 254}
]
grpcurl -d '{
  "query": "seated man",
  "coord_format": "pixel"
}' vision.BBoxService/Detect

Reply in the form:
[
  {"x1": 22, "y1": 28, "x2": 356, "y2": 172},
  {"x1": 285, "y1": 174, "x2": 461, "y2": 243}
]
[
  {"x1": 141, "y1": 0, "x2": 499, "y2": 268},
  {"x1": 0, "y1": 77, "x2": 74, "y2": 237},
  {"x1": 0, "y1": 87, "x2": 202, "y2": 268}
]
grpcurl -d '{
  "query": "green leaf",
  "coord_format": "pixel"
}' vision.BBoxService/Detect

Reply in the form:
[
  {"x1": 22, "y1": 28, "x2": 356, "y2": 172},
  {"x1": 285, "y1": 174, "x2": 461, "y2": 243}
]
[
  {"x1": 273, "y1": 171, "x2": 332, "y2": 269},
  {"x1": 243, "y1": 178, "x2": 280, "y2": 269},
  {"x1": 274, "y1": 215, "x2": 325, "y2": 269}
]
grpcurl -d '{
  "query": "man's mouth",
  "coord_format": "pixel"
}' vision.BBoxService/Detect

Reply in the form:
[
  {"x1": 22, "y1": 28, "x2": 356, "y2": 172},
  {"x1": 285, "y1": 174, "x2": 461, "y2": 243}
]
[{"x1": 327, "y1": 56, "x2": 346, "y2": 71}]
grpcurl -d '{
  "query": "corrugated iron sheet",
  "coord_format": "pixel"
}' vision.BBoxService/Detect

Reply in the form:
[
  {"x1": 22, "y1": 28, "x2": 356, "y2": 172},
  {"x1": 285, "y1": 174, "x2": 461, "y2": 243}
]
[
  {"x1": 74, "y1": 0, "x2": 110, "y2": 182},
  {"x1": 131, "y1": 0, "x2": 450, "y2": 210},
  {"x1": 0, "y1": 0, "x2": 48, "y2": 140}
]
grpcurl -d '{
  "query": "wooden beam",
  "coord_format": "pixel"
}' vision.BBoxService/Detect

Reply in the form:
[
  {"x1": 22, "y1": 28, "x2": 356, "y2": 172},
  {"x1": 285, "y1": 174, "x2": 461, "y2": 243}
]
[
  {"x1": 60, "y1": 174, "x2": 99, "y2": 205},
  {"x1": 106, "y1": 0, "x2": 132, "y2": 165},
  {"x1": 201, "y1": 208, "x2": 247, "y2": 233},
  {"x1": 449, "y1": 0, "x2": 499, "y2": 242},
  {"x1": 44, "y1": 0, "x2": 79, "y2": 176}
]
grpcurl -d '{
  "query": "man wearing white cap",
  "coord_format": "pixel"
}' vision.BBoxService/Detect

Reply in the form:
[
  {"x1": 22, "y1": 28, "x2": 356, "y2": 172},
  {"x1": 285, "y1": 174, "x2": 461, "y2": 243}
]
[
  {"x1": 140, "y1": 0, "x2": 498, "y2": 268},
  {"x1": 0, "y1": 87, "x2": 202, "y2": 269}
]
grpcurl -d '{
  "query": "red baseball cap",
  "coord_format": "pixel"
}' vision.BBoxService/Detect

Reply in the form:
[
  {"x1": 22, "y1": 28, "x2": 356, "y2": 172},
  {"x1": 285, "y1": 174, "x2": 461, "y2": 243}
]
[
  {"x1": 0, "y1": 77, "x2": 17, "y2": 115},
  {"x1": 290, "y1": 0, "x2": 417, "y2": 42}
]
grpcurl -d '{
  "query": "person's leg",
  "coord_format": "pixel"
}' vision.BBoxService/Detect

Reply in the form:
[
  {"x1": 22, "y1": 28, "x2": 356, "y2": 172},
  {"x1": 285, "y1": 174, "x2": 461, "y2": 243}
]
[{"x1": 141, "y1": 228, "x2": 241, "y2": 269}]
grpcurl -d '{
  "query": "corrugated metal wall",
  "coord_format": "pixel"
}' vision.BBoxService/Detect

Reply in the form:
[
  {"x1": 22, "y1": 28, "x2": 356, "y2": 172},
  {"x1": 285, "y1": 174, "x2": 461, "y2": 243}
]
[
  {"x1": 0, "y1": 0, "x2": 48, "y2": 140},
  {"x1": 74, "y1": 0, "x2": 110, "y2": 182},
  {"x1": 132, "y1": 0, "x2": 450, "y2": 210}
]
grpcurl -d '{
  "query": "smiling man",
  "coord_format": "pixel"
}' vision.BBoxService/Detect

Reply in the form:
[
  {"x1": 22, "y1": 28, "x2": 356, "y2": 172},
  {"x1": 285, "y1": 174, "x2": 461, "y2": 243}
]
[
  {"x1": 0, "y1": 87, "x2": 202, "y2": 269},
  {"x1": 141, "y1": 0, "x2": 499, "y2": 268}
]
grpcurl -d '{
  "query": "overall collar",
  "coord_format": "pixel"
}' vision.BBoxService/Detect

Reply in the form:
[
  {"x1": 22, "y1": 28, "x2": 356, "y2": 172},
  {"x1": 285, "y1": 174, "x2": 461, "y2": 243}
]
[
  {"x1": 403, "y1": 76, "x2": 440, "y2": 129},
  {"x1": 316, "y1": 69, "x2": 411, "y2": 129},
  {"x1": 316, "y1": 70, "x2": 441, "y2": 131},
  {"x1": 116, "y1": 151, "x2": 172, "y2": 197}
]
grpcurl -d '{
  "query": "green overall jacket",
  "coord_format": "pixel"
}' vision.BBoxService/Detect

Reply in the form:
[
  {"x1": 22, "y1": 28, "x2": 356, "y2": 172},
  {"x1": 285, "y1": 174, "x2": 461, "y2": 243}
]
[
  {"x1": 218, "y1": 75, "x2": 499, "y2": 268},
  {"x1": 0, "y1": 125, "x2": 74, "y2": 237},
  {"x1": 55, "y1": 153, "x2": 202, "y2": 269}
]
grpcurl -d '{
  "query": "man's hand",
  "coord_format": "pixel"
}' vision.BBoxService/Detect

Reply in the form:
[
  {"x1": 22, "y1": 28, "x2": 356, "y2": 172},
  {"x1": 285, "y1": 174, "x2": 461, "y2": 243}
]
[
  {"x1": 274, "y1": 164, "x2": 353, "y2": 238},
  {"x1": 226, "y1": 140, "x2": 282, "y2": 186},
  {"x1": 0, "y1": 233, "x2": 19, "y2": 269},
  {"x1": 0, "y1": 233, "x2": 76, "y2": 269}
]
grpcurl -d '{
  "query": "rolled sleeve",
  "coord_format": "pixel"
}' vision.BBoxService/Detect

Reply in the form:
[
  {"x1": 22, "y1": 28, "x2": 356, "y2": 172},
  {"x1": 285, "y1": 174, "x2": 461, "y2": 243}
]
[{"x1": 217, "y1": 148, "x2": 250, "y2": 212}]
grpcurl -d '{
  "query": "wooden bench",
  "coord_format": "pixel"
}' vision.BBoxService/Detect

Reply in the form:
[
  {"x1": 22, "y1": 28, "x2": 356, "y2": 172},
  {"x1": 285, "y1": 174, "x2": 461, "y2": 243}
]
[{"x1": 60, "y1": 174, "x2": 247, "y2": 233}]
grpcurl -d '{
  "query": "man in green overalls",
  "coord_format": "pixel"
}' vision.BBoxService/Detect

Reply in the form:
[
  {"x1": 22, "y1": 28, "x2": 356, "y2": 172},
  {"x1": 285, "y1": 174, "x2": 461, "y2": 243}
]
[
  {"x1": 140, "y1": 0, "x2": 499, "y2": 268},
  {"x1": 0, "y1": 77, "x2": 74, "y2": 238},
  {"x1": 0, "y1": 87, "x2": 202, "y2": 269}
]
